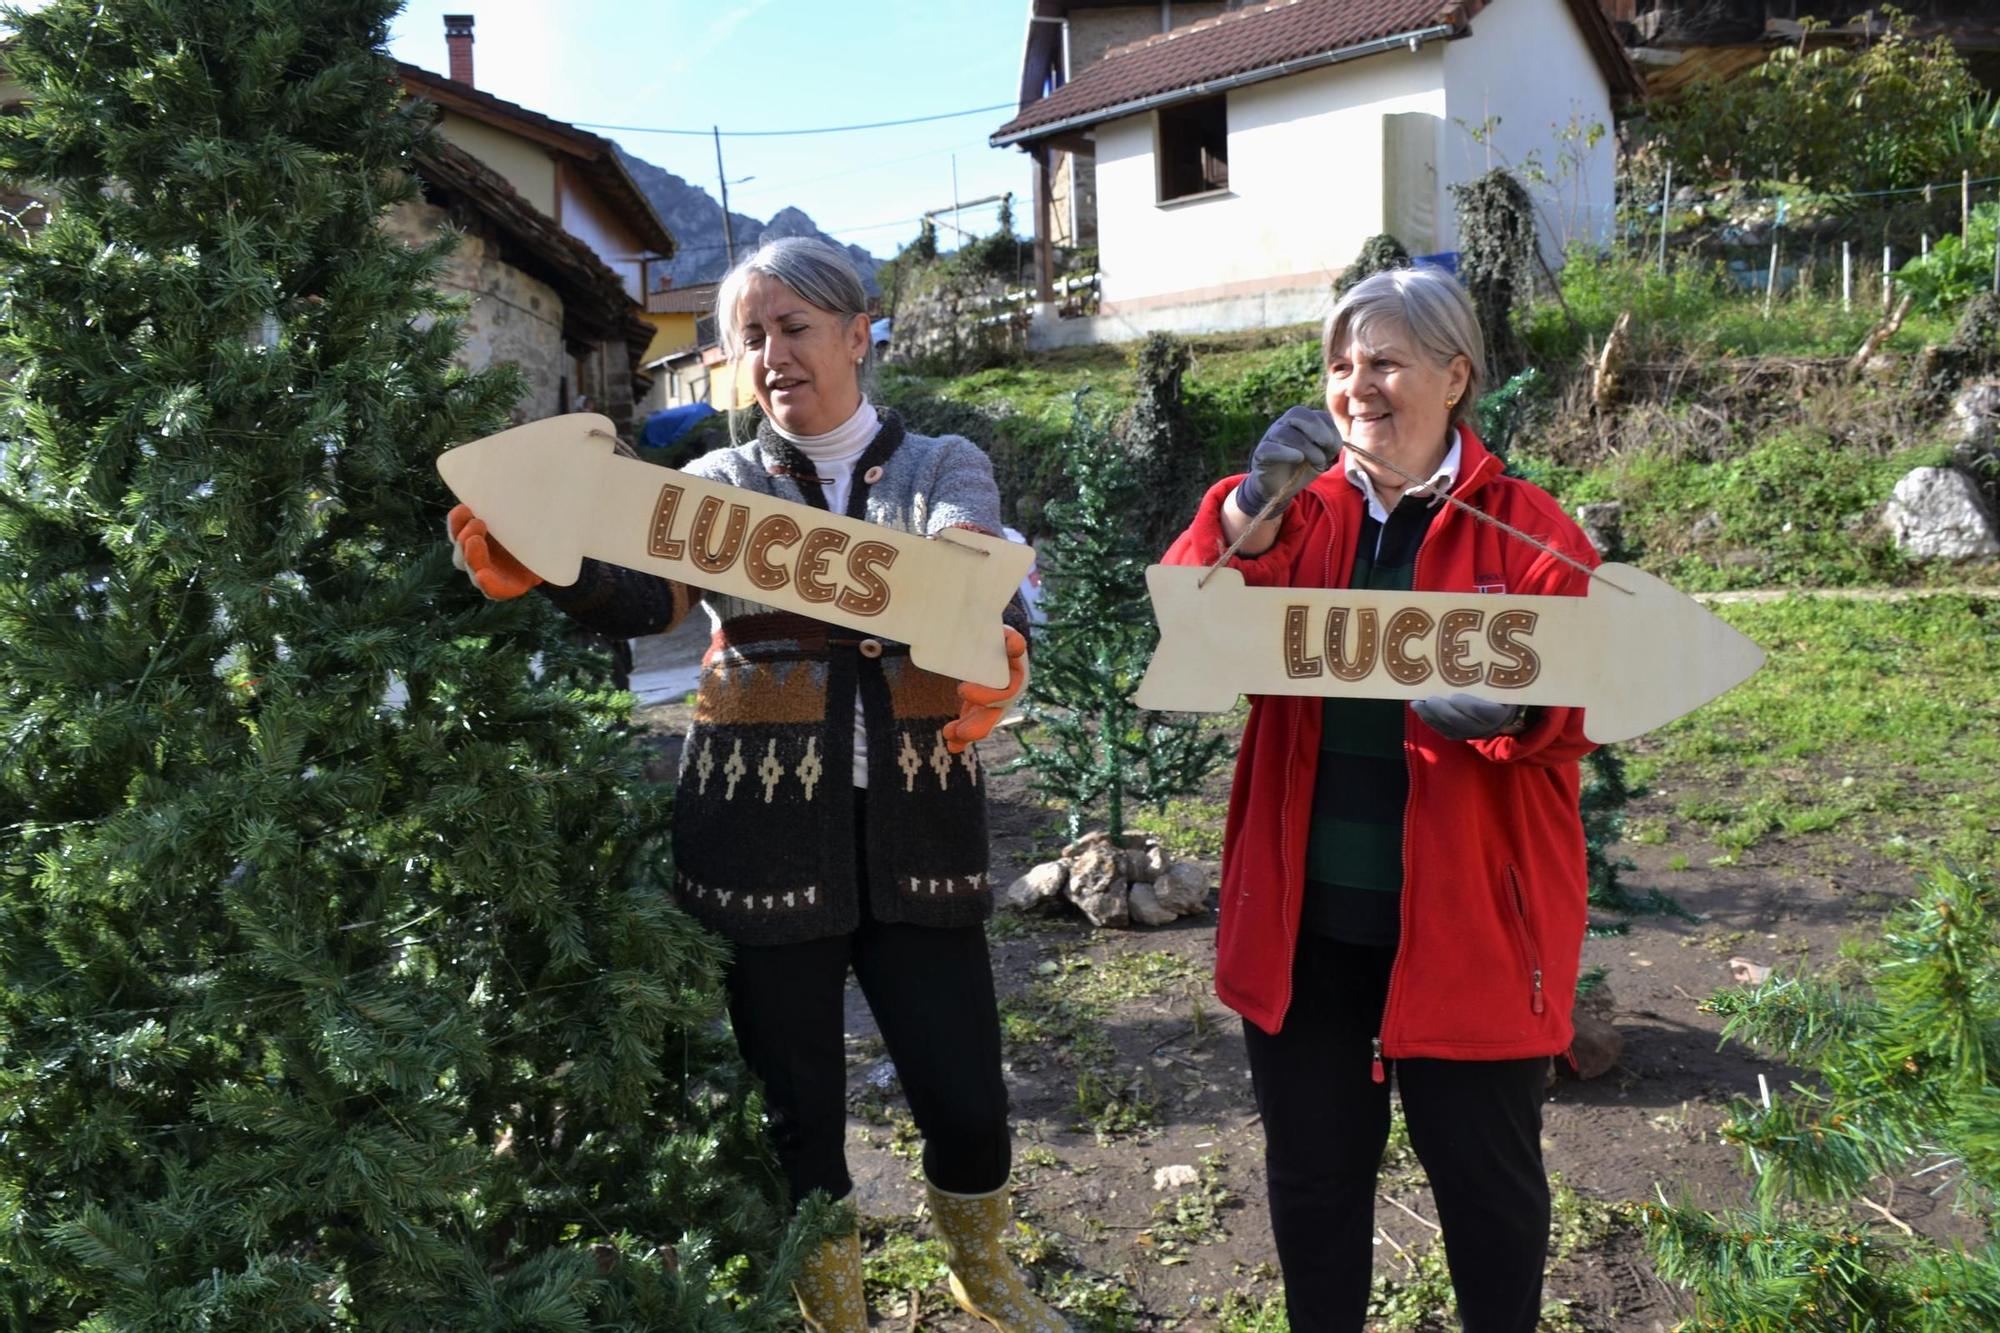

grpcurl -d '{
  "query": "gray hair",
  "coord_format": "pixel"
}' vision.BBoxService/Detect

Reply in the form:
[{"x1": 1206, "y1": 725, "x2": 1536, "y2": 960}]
[
  {"x1": 1322, "y1": 267, "x2": 1484, "y2": 427},
  {"x1": 716, "y1": 236, "x2": 873, "y2": 369}
]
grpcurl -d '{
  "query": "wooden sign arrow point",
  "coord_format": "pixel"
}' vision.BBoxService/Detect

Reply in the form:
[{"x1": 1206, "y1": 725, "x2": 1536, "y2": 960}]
[
  {"x1": 437, "y1": 413, "x2": 617, "y2": 588},
  {"x1": 1576, "y1": 562, "x2": 1764, "y2": 743}
]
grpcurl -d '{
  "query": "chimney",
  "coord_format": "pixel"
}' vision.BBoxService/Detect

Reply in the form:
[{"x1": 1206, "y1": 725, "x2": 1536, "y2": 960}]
[{"x1": 444, "y1": 14, "x2": 475, "y2": 87}]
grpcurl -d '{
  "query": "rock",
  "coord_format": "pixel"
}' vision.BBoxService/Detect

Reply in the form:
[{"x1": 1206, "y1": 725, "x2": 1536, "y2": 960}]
[
  {"x1": 1567, "y1": 1013, "x2": 1623, "y2": 1080},
  {"x1": 1728, "y1": 956, "x2": 1772, "y2": 987},
  {"x1": 1062, "y1": 829, "x2": 1114, "y2": 860},
  {"x1": 1575, "y1": 500, "x2": 1624, "y2": 557},
  {"x1": 1117, "y1": 841, "x2": 1169, "y2": 882},
  {"x1": 1064, "y1": 845, "x2": 1129, "y2": 928},
  {"x1": 1575, "y1": 979, "x2": 1617, "y2": 1023},
  {"x1": 1883, "y1": 466, "x2": 2000, "y2": 561},
  {"x1": 1953, "y1": 381, "x2": 2000, "y2": 511},
  {"x1": 1152, "y1": 1163, "x2": 1199, "y2": 1191},
  {"x1": 1000, "y1": 860, "x2": 1068, "y2": 914},
  {"x1": 1153, "y1": 861, "x2": 1211, "y2": 917},
  {"x1": 1127, "y1": 882, "x2": 1177, "y2": 927},
  {"x1": 1688, "y1": 510, "x2": 1723, "y2": 544},
  {"x1": 1951, "y1": 380, "x2": 2000, "y2": 445}
]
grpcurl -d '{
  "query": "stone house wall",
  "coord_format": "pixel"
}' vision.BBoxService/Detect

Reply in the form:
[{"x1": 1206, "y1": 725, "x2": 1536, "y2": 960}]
[{"x1": 384, "y1": 198, "x2": 565, "y2": 425}]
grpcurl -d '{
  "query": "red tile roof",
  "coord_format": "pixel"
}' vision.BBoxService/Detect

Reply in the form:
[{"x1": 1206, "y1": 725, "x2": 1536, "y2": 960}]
[{"x1": 992, "y1": 0, "x2": 1639, "y2": 145}]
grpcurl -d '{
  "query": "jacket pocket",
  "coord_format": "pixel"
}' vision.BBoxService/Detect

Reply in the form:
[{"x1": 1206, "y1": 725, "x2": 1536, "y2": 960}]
[{"x1": 1502, "y1": 863, "x2": 1545, "y2": 1016}]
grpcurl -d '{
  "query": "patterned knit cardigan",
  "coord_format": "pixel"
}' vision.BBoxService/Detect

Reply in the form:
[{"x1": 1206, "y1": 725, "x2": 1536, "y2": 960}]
[{"x1": 543, "y1": 410, "x2": 1026, "y2": 946}]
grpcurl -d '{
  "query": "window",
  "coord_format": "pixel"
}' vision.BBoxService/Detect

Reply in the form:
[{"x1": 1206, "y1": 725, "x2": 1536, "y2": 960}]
[{"x1": 1156, "y1": 96, "x2": 1228, "y2": 203}]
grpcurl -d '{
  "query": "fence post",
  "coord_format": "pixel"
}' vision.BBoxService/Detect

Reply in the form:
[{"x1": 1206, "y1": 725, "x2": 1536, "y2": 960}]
[
  {"x1": 1964, "y1": 169, "x2": 1972, "y2": 241},
  {"x1": 1883, "y1": 245, "x2": 1893, "y2": 313},
  {"x1": 1993, "y1": 229, "x2": 1999, "y2": 296},
  {"x1": 1922, "y1": 233, "x2": 1930, "y2": 260},
  {"x1": 1658, "y1": 162, "x2": 1672, "y2": 275},
  {"x1": 1764, "y1": 237, "x2": 1780, "y2": 318},
  {"x1": 1843, "y1": 240, "x2": 1852, "y2": 312}
]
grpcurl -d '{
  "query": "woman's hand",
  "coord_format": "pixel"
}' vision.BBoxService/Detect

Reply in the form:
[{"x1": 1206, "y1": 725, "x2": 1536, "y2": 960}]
[
  {"x1": 942, "y1": 626, "x2": 1027, "y2": 754},
  {"x1": 1238, "y1": 407, "x2": 1340, "y2": 515},
  {"x1": 447, "y1": 503, "x2": 543, "y2": 600},
  {"x1": 1221, "y1": 407, "x2": 1342, "y2": 553}
]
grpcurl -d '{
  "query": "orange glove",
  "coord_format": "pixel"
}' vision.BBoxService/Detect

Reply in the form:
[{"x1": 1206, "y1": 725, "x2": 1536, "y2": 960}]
[
  {"x1": 446, "y1": 503, "x2": 542, "y2": 601},
  {"x1": 942, "y1": 626, "x2": 1028, "y2": 754}
]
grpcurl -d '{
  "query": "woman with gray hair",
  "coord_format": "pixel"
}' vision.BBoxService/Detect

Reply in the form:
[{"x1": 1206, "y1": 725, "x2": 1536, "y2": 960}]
[
  {"x1": 447, "y1": 237, "x2": 1061, "y2": 1333},
  {"x1": 1161, "y1": 265, "x2": 1598, "y2": 1332}
]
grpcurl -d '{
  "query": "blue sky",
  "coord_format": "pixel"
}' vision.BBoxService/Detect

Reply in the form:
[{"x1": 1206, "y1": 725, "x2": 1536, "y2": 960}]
[{"x1": 386, "y1": 1, "x2": 1037, "y2": 261}]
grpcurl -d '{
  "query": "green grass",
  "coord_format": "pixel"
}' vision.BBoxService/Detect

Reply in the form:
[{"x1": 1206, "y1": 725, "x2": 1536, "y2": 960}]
[
  {"x1": 1633, "y1": 594, "x2": 2000, "y2": 866},
  {"x1": 1522, "y1": 249, "x2": 1959, "y2": 364},
  {"x1": 998, "y1": 948, "x2": 1205, "y2": 1141},
  {"x1": 1129, "y1": 795, "x2": 1230, "y2": 861},
  {"x1": 1521, "y1": 423, "x2": 1958, "y2": 592}
]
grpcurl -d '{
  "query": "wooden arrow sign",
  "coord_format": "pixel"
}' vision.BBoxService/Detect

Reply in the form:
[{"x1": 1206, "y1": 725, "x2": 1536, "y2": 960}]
[
  {"x1": 436, "y1": 414, "x2": 1034, "y2": 688},
  {"x1": 1134, "y1": 562, "x2": 1763, "y2": 743}
]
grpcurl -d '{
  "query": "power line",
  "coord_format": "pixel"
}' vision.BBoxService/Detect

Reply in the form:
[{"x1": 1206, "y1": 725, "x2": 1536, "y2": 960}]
[
  {"x1": 574, "y1": 101, "x2": 1015, "y2": 139},
  {"x1": 732, "y1": 137, "x2": 990, "y2": 199}
]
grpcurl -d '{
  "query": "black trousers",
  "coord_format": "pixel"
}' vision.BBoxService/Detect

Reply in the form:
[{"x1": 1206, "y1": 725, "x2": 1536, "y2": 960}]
[
  {"x1": 722, "y1": 797, "x2": 1011, "y2": 1205},
  {"x1": 1243, "y1": 934, "x2": 1551, "y2": 1333}
]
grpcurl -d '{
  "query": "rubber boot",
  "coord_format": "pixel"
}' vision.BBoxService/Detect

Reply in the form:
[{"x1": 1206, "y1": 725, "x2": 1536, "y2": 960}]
[
  {"x1": 793, "y1": 1228, "x2": 869, "y2": 1333},
  {"x1": 925, "y1": 1181, "x2": 1069, "y2": 1332}
]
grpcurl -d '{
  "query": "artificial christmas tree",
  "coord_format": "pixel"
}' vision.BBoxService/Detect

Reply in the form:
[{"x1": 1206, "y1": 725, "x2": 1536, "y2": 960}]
[
  {"x1": 1014, "y1": 396, "x2": 1223, "y2": 841},
  {"x1": 0, "y1": 1, "x2": 821, "y2": 1326},
  {"x1": 1643, "y1": 864, "x2": 2000, "y2": 1330}
]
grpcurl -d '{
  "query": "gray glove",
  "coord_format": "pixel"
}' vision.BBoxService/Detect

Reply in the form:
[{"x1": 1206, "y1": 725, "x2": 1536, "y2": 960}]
[
  {"x1": 1412, "y1": 693, "x2": 1526, "y2": 741},
  {"x1": 1236, "y1": 407, "x2": 1341, "y2": 515}
]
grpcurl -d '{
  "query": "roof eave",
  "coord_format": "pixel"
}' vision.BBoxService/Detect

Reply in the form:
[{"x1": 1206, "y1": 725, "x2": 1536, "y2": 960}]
[{"x1": 990, "y1": 23, "x2": 1459, "y2": 148}]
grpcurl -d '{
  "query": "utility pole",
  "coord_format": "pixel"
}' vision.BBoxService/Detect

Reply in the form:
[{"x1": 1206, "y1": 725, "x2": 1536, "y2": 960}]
[{"x1": 713, "y1": 126, "x2": 736, "y2": 269}]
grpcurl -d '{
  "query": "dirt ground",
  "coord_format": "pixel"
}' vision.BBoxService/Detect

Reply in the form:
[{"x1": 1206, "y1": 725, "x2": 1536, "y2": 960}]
[{"x1": 633, "y1": 700, "x2": 1973, "y2": 1331}]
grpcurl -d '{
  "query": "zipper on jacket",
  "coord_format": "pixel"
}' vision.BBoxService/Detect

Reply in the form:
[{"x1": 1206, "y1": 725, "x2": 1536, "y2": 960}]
[
  {"x1": 1505, "y1": 863, "x2": 1546, "y2": 1015},
  {"x1": 1267, "y1": 497, "x2": 1330, "y2": 1032},
  {"x1": 1368, "y1": 464, "x2": 1480, "y2": 1080}
]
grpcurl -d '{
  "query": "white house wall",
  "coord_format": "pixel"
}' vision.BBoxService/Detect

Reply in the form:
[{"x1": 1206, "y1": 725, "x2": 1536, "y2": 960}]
[
  {"x1": 1090, "y1": 45, "x2": 1446, "y2": 334},
  {"x1": 1440, "y1": 0, "x2": 1616, "y2": 257}
]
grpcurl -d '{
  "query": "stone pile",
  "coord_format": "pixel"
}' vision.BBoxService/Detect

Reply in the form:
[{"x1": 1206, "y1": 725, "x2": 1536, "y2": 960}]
[
  {"x1": 1882, "y1": 380, "x2": 2000, "y2": 562},
  {"x1": 1000, "y1": 831, "x2": 1212, "y2": 928}
]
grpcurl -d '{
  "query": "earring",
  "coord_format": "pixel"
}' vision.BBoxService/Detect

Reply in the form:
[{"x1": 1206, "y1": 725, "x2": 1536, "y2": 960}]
[{"x1": 1446, "y1": 395, "x2": 1459, "y2": 408}]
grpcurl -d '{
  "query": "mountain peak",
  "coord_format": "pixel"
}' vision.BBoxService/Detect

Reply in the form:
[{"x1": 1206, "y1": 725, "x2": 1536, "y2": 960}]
[{"x1": 617, "y1": 147, "x2": 882, "y2": 296}]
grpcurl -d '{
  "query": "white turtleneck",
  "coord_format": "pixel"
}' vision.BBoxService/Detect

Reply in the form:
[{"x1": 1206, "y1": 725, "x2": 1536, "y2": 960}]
[
  {"x1": 765, "y1": 397, "x2": 881, "y2": 787},
  {"x1": 768, "y1": 397, "x2": 879, "y2": 516}
]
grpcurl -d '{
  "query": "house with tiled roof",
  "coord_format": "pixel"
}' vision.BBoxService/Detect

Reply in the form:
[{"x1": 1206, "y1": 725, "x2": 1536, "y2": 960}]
[
  {"x1": 994, "y1": 0, "x2": 1642, "y2": 344},
  {"x1": 389, "y1": 15, "x2": 676, "y2": 436}
]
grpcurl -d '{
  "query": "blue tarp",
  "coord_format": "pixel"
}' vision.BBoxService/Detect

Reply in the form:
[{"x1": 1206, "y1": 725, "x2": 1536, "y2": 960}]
[{"x1": 641, "y1": 402, "x2": 718, "y2": 451}]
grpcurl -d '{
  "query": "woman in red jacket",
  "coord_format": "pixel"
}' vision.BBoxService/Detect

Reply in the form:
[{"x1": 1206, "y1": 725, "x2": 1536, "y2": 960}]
[{"x1": 1162, "y1": 267, "x2": 1598, "y2": 1332}]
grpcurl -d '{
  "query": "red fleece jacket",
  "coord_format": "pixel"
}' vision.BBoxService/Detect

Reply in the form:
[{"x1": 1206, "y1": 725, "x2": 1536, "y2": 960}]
[{"x1": 1162, "y1": 428, "x2": 1599, "y2": 1065}]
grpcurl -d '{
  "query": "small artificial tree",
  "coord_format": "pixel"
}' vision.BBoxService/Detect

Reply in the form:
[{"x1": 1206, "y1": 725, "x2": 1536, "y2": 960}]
[
  {"x1": 1642, "y1": 863, "x2": 2000, "y2": 1330},
  {"x1": 0, "y1": 1, "x2": 821, "y2": 1326},
  {"x1": 1015, "y1": 395, "x2": 1224, "y2": 842}
]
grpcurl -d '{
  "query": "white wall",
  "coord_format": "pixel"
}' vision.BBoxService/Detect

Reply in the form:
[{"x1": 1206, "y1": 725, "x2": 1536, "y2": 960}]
[
  {"x1": 1092, "y1": 46, "x2": 1446, "y2": 316},
  {"x1": 1440, "y1": 0, "x2": 1616, "y2": 258}
]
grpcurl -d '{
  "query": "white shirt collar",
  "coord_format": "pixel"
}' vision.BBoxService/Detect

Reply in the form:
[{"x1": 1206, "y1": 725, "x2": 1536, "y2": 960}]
[
  {"x1": 1342, "y1": 426, "x2": 1463, "y2": 523},
  {"x1": 768, "y1": 397, "x2": 878, "y2": 465}
]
